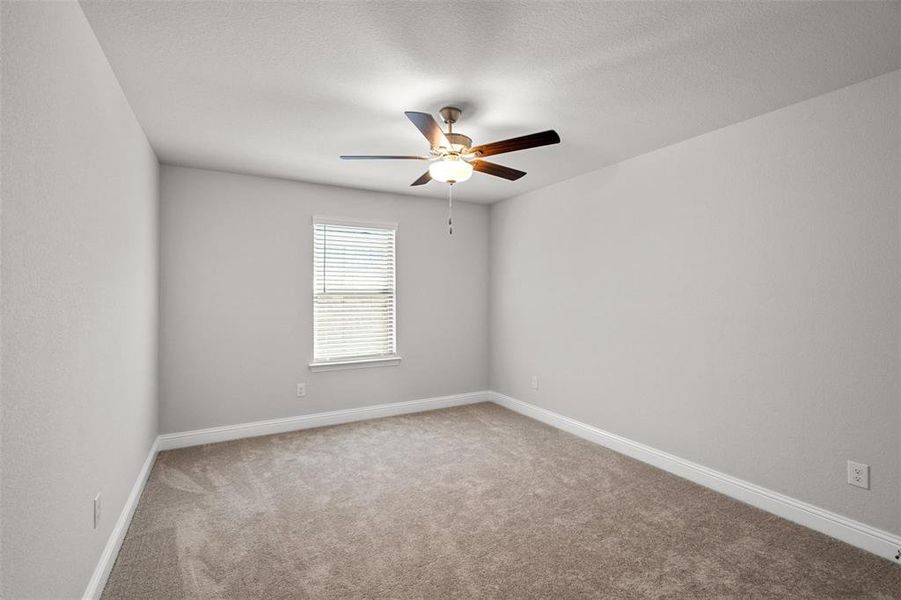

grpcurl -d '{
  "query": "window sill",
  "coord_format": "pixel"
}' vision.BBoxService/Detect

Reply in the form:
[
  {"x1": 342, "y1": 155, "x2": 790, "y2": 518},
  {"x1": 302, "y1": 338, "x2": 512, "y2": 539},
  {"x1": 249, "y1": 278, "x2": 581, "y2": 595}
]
[{"x1": 308, "y1": 355, "x2": 402, "y2": 372}]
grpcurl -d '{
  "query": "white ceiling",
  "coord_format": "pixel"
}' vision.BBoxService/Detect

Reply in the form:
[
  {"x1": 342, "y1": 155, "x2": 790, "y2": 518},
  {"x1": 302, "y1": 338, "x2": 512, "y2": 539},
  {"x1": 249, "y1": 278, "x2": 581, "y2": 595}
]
[{"x1": 80, "y1": 1, "x2": 900, "y2": 204}]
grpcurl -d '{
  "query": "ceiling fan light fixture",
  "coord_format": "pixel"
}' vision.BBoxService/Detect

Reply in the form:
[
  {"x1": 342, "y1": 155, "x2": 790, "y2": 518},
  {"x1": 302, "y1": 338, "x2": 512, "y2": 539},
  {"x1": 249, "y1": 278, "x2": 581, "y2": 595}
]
[{"x1": 428, "y1": 157, "x2": 473, "y2": 183}]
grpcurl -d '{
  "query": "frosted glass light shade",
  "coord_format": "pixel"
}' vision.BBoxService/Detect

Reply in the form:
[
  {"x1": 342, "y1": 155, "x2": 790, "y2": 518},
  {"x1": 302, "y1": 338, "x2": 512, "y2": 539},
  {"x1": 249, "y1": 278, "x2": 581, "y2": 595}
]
[{"x1": 429, "y1": 158, "x2": 473, "y2": 183}]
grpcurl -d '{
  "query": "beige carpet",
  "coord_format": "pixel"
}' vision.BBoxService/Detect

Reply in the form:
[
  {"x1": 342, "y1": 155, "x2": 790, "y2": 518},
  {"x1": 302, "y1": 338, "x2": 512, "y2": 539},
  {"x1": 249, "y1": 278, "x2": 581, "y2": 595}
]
[{"x1": 103, "y1": 403, "x2": 901, "y2": 599}]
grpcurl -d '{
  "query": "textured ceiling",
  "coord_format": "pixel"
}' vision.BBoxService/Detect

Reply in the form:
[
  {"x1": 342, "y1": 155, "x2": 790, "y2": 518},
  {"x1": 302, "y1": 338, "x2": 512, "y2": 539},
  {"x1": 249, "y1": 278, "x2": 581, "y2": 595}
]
[{"x1": 80, "y1": 1, "x2": 900, "y2": 204}]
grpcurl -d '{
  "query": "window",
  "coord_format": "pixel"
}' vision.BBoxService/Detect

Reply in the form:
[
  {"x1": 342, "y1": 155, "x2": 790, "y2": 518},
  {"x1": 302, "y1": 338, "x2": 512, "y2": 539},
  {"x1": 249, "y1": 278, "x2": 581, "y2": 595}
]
[{"x1": 310, "y1": 218, "x2": 399, "y2": 370}]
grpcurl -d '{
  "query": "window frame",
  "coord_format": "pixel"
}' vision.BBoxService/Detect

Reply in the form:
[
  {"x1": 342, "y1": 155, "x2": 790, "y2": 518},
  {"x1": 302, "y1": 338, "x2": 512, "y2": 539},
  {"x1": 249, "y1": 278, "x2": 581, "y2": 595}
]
[{"x1": 308, "y1": 216, "x2": 401, "y2": 372}]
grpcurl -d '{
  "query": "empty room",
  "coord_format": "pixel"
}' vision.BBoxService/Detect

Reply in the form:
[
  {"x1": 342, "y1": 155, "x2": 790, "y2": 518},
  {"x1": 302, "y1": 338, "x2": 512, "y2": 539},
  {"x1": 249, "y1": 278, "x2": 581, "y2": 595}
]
[{"x1": 2, "y1": 1, "x2": 900, "y2": 598}]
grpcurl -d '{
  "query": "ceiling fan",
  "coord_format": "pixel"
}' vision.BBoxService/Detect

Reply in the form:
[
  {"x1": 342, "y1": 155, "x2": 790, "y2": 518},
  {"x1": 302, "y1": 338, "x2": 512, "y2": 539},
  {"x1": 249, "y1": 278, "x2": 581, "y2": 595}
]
[{"x1": 340, "y1": 107, "x2": 560, "y2": 233}]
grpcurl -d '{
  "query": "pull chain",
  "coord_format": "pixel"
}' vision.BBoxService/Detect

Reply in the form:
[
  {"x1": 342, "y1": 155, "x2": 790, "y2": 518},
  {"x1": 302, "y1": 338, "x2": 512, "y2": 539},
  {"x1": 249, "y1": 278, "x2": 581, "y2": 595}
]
[{"x1": 448, "y1": 183, "x2": 454, "y2": 235}]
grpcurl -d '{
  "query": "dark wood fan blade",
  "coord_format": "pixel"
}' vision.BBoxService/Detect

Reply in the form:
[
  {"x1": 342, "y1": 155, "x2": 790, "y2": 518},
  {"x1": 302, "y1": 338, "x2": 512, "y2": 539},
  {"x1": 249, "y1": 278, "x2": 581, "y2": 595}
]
[
  {"x1": 410, "y1": 171, "x2": 432, "y2": 186},
  {"x1": 468, "y1": 130, "x2": 560, "y2": 158},
  {"x1": 405, "y1": 112, "x2": 451, "y2": 149},
  {"x1": 340, "y1": 155, "x2": 428, "y2": 160},
  {"x1": 471, "y1": 160, "x2": 526, "y2": 181}
]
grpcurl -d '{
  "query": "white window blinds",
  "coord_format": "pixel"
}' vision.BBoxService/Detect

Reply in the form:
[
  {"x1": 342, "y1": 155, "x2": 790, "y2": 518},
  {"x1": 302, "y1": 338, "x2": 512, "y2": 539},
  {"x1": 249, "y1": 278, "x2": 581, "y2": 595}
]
[{"x1": 313, "y1": 220, "x2": 396, "y2": 363}]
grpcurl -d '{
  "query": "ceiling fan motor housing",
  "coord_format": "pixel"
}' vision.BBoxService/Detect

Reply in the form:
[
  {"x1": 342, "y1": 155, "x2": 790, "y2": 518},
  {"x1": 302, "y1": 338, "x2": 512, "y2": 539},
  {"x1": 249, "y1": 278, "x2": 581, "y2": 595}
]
[{"x1": 445, "y1": 133, "x2": 472, "y2": 153}]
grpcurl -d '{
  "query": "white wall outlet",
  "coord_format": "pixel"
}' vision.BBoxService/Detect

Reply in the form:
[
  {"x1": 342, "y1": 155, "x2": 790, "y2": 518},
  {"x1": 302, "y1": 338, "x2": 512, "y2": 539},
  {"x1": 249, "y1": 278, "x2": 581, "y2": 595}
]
[
  {"x1": 296, "y1": 383, "x2": 306, "y2": 398},
  {"x1": 530, "y1": 375, "x2": 539, "y2": 390},
  {"x1": 93, "y1": 493, "x2": 102, "y2": 529},
  {"x1": 847, "y1": 460, "x2": 869, "y2": 489}
]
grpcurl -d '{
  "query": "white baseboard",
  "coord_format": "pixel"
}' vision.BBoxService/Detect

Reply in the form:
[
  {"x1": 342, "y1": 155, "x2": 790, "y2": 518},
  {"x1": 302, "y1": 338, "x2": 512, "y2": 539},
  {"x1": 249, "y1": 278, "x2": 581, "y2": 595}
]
[
  {"x1": 489, "y1": 391, "x2": 901, "y2": 564},
  {"x1": 158, "y1": 391, "x2": 490, "y2": 451},
  {"x1": 82, "y1": 437, "x2": 159, "y2": 600}
]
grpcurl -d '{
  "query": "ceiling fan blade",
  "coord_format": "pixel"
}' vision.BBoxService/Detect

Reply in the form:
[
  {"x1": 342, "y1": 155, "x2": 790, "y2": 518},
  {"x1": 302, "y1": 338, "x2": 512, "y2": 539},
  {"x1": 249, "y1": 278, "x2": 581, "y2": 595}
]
[
  {"x1": 471, "y1": 160, "x2": 526, "y2": 181},
  {"x1": 468, "y1": 130, "x2": 560, "y2": 158},
  {"x1": 340, "y1": 155, "x2": 428, "y2": 160},
  {"x1": 410, "y1": 171, "x2": 432, "y2": 186},
  {"x1": 405, "y1": 111, "x2": 451, "y2": 149}
]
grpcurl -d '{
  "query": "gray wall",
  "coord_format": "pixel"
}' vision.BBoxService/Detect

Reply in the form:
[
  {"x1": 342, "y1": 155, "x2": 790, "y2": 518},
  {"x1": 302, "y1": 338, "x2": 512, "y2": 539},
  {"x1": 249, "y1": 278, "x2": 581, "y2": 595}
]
[
  {"x1": 0, "y1": 2, "x2": 159, "y2": 598},
  {"x1": 490, "y1": 71, "x2": 901, "y2": 535},
  {"x1": 159, "y1": 166, "x2": 489, "y2": 433}
]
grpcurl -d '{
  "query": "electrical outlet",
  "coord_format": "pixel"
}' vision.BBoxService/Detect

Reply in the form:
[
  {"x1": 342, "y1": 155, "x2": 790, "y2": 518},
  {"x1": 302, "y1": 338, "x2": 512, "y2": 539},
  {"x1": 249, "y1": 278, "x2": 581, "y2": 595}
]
[
  {"x1": 93, "y1": 493, "x2": 102, "y2": 529},
  {"x1": 296, "y1": 383, "x2": 306, "y2": 398},
  {"x1": 847, "y1": 460, "x2": 869, "y2": 490},
  {"x1": 530, "y1": 375, "x2": 539, "y2": 390}
]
